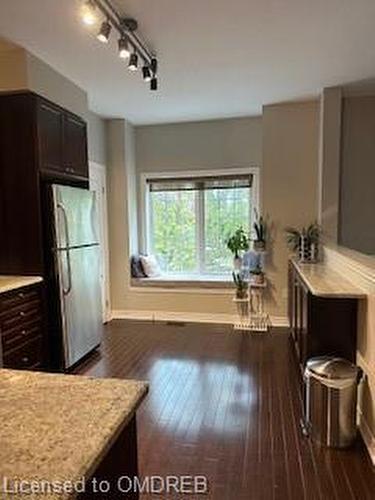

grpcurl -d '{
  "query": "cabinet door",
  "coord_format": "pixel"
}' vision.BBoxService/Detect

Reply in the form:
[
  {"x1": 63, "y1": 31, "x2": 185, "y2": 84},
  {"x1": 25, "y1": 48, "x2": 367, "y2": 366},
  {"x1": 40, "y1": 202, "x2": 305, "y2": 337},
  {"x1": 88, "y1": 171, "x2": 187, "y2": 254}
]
[
  {"x1": 64, "y1": 113, "x2": 88, "y2": 178},
  {"x1": 37, "y1": 101, "x2": 64, "y2": 173}
]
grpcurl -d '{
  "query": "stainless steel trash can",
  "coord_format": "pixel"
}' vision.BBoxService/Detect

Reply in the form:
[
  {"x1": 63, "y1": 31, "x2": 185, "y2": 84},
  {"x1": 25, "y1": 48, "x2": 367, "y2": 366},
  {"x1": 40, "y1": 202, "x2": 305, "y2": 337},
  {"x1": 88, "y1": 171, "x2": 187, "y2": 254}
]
[{"x1": 304, "y1": 356, "x2": 361, "y2": 448}]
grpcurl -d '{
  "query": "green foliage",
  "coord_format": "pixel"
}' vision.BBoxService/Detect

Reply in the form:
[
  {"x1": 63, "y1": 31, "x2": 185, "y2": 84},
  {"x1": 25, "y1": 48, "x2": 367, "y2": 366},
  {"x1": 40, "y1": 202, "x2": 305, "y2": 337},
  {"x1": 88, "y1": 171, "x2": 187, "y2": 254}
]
[
  {"x1": 151, "y1": 187, "x2": 251, "y2": 274},
  {"x1": 285, "y1": 222, "x2": 320, "y2": 251},
  {"x1": 253, "y1": 208, "x2": 267, "y2": 242},
  {"x1": 232, "y1": 271, "x2": 248, "y2": 299},
  {"x1": 225, "y1": 227, "x2": 250, "y2": 259}
]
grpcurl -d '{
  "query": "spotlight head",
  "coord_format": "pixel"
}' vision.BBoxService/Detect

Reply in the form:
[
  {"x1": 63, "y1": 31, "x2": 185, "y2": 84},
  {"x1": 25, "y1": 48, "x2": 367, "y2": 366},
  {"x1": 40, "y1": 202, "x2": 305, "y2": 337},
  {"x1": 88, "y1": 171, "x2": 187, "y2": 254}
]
[
  {"x1": 150, "y1": 58, "x2": 158, "y2": 75},
  {"x1": 150, "y1": 77, "x2": 158, "y2": 91},
  {"x1": 128, "y1": 52, "x2": 138, "y2": 71},
  {"x1": 81, "y1": 0, "x2": 97, "y2": 26},
  {"x1": 142, "y1": 66, "x2": 152, "y2": 82},
  {"x1": 118, "y1": 37, "x2": 130, "y2": 59},
  {"x1": 97, "y1": 20, "x2": 111, "y2": 43}
]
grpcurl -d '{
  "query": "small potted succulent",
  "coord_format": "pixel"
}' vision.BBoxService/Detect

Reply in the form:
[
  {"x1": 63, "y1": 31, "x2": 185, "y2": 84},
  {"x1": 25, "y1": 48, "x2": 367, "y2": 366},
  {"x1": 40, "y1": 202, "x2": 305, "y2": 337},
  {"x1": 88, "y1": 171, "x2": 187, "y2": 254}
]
[
  {"x1": 226, "y1": 227, "x2": 249, "y2": 269},
  {"x1": 253, "y1": 209, "x2": 267, "y2": 252},
  {"x1": 249, "y1": 264, "x2": 265, "y2": 285},
  {"x1": 285, "y1": 223, "x2": 320, "y2": 262},
  {"x1": 232, "y1": 271, "x2": 249, "y2": 320}
]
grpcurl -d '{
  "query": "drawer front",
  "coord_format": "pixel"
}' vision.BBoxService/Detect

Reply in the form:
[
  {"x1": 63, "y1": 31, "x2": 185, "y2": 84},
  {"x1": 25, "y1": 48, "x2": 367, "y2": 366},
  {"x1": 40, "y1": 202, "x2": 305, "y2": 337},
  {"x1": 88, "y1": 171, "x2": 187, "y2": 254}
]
[
  {"x1": 0, "y1": 287, "x2": 40, "y2": 313},
  {"x1": 3, "y1": 336, "x2": 43, "y2": 370},
  {"x1": 0, "y1": 286, "x2": 42, "y2": 332},
  {"x1": 1, "y1": 320, "x2": 42, "y2": 354},
  {"x1": 0, "y1": 301, "x2": 42, "y2": 333}
]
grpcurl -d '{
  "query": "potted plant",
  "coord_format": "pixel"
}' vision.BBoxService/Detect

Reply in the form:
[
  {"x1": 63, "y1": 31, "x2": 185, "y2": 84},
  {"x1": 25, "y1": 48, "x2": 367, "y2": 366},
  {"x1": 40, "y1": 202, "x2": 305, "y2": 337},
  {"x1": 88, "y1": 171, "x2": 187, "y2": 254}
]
[
  {"x1": 253, "y1": 209, "x2": 267, "y2": 252},
  {"x1": 249, "y1": 264, "x2": 265, "y2": 285},
  {"x1": 226, "y1": 227, "x2": 249, "y2": 269},
  {"x1": 232, "y1": 271, "x2": 249, "y2": 320},
  {"x1": 285, "y1": 222, "x2": 320, "y2": 262}
]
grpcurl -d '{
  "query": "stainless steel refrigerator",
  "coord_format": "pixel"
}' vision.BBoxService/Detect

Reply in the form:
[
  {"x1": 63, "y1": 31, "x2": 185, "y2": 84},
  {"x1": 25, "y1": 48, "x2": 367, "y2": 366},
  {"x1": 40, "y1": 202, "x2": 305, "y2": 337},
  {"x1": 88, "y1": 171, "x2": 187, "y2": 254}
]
[{"x1": 51, "y1": 184, "x2": 103, "y2": 369}]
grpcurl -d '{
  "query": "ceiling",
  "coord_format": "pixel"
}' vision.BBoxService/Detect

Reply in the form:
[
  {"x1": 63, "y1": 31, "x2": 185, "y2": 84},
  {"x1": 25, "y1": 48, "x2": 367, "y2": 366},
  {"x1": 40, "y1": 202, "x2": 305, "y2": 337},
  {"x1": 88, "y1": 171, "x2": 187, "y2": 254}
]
[{"x1": 0, "y1": 0, "x2": 375, "y2": 124}]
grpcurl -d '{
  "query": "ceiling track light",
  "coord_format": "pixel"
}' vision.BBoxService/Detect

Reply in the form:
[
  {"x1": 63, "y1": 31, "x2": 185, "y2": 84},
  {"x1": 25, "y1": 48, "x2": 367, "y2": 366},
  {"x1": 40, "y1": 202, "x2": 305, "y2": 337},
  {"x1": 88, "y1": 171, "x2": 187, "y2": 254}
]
[
  {"x1": 81, "y1": 0, "x2": 158, "y2": 90},
  {"x1": 142, "y1": 66, "x2": 152, "y2": 82},
  {"x1": 150, "y1": 77, "x2": 158, "y2": 91},
  {"x1": 97, "y1": 20, "x2": 112, "y2": 43},
  {"x1": 81, "y1": 0, "x2": 97, "y2": 26},
  {"x1": 118, "y1": 36, "x2": 130, "y2": 59},
  {"x1": 128, "y1": 52, "x2": 138, "y2": 71}
]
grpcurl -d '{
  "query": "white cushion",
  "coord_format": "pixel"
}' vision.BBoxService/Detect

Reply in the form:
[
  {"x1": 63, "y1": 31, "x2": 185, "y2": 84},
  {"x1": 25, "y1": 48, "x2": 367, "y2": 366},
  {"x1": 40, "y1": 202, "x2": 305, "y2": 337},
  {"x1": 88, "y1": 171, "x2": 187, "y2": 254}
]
[{"x1": 140, "y1": 255, "x2": 162, "y2": 278}]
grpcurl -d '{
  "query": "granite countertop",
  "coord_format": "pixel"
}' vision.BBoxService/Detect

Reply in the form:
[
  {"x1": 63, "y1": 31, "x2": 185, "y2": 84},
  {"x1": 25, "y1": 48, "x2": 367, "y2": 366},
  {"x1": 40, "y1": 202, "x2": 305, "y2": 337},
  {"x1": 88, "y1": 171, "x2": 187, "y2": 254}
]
[
  {"x1": 0, "y1": 369, "x2": 148, "y2": 499},
  {"x1": 291, "y1": 259, "x2": 366, "y2": 299},
  {"x1": 0, "y1": 275, "x2": 43, "y2": 294}
]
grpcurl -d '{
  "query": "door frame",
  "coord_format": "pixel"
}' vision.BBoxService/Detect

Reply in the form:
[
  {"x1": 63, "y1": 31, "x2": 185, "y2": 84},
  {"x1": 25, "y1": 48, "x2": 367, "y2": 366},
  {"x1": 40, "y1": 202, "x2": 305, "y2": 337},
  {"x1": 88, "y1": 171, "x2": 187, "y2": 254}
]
[{"x1": 89, "y1": 161, "x2": 111, "y2": 323}]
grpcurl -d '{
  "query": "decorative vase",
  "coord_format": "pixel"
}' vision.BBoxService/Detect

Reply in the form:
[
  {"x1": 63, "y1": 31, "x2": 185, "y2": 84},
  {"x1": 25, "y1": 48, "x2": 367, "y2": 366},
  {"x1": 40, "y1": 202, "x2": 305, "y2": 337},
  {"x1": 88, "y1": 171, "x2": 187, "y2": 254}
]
[{"x1": 299, "y1": 235, "x2": 311, "y2": 262}]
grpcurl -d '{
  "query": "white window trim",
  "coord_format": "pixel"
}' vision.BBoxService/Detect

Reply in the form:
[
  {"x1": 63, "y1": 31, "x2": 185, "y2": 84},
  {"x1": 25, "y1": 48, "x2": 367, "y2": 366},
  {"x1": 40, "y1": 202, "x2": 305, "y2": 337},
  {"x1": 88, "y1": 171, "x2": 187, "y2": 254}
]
[{"x1": 140, "y1": 166, "x2": 261, "y2": 270}]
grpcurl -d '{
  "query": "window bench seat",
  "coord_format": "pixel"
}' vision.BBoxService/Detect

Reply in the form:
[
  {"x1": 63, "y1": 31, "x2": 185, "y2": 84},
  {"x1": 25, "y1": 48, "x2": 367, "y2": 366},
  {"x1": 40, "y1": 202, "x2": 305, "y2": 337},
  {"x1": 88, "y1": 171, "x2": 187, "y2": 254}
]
[{"x1": 131, "y1": 275, "x2": 233, "y2": 289}]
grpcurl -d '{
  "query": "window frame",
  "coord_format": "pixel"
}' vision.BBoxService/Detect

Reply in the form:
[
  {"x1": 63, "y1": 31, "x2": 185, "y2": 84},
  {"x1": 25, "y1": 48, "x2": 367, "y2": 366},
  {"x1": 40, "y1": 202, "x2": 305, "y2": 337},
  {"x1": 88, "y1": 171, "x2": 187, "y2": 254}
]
[{"x1": 140, "y1": 167, "x2": 260, "y2": 276}]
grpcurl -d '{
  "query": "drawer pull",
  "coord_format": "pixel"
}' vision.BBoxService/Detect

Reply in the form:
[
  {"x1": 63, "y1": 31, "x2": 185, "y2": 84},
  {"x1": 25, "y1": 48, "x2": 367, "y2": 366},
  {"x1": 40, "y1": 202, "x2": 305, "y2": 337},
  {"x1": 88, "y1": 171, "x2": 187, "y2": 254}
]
[
  {"x1": 22, "y1": 356, "x2": 29, "y2": 363},
  {"x1": 18, "y1": 292, "x2": 25, "y2": 299},
  {"x1": 19, "y1": 311, "x2": 26, "y2": 317},
  {"x1": 21, "y1": 330, "x2": 27, "y2": 336}
]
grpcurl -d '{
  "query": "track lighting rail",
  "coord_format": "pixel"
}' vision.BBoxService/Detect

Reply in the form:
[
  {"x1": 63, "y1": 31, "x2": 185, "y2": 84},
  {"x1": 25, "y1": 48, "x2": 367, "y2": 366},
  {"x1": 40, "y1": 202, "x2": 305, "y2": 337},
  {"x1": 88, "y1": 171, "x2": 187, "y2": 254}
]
[{"x1": 81, "y1": 0, "x2": 158, "y2": 90}]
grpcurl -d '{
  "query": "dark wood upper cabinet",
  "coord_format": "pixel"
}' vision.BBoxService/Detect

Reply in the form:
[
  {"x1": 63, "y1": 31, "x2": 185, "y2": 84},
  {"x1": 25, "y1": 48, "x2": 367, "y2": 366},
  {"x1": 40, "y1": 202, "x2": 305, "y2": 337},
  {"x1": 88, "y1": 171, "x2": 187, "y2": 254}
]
[
  {"x1": 37, "y1": 100, "x2": 64, "y2": 174},
  {"x1": 36, "y1": 96, "x2": 89, "y2": 179},
  {"x1": 63, "y1": 113, "x2": 88, "y2": 178},
  {"x1": 0, "y1": 91, "x2": 89, "y2": 276}
]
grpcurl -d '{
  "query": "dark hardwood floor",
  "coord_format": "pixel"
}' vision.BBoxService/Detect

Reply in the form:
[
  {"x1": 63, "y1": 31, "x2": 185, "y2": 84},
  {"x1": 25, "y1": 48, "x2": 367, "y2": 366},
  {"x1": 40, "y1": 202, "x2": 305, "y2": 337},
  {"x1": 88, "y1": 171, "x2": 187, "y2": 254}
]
[{"x1": 75, "y1": 320, "x2": 375, "y2": 499}]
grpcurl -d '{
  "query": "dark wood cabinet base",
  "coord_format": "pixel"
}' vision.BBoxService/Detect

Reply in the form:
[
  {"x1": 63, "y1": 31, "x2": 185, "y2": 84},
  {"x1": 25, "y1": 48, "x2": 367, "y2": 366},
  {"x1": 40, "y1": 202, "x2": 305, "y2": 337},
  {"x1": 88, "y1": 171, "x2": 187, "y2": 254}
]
[
  {"x1": 78, "y1": 416, "x2": 139, "y2": 500},
  {"x1": 288, "y1": 260, "x2": 358, "y2": 375}
]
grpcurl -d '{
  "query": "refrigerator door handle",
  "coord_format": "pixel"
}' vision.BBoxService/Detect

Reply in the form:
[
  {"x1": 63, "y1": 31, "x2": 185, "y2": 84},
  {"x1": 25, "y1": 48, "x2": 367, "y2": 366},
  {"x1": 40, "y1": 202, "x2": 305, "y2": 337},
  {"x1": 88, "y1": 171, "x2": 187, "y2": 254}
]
[{"x1": 57, "y1": 203, "x2": 72, "y2": 295}]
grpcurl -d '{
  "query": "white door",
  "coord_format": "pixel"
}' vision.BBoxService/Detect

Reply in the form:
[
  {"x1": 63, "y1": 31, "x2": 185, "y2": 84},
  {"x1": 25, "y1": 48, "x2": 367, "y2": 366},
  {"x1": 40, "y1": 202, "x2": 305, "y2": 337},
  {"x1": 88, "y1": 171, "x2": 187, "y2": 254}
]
[{"x1": 89, "y1": 162, "x2": 111, "y2": 323}]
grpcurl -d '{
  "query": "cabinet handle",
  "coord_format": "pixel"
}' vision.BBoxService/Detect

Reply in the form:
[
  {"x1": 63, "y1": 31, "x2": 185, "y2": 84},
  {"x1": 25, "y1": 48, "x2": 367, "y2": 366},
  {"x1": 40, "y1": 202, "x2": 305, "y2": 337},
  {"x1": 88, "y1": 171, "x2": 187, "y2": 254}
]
[
  {"x1": 22, "y1": 356, "x2": 29, "y2": 363},
  {"x1": 21, "y1": 330, "x2": 27, "y2": 336},
  {"x1": 20, "y1": 311, "x2": 26, "y2": 317},
  {"x1": 18, "y1": 292, "x2": 25, "y2": 299}
]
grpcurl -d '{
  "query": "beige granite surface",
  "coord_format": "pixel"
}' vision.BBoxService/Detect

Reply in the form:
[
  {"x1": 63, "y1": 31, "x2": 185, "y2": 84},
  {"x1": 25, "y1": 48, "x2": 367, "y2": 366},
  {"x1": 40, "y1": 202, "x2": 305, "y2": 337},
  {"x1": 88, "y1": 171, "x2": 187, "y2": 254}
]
[
  {"x1": 292, "y1": 259, "x2": 366, "y2": 298},
  {"x1": 0, "y1": 276, "x2": 43, "y2": 294},
  {"x1": 0, "y1": 369, "x2": 148, "y2": 499}
]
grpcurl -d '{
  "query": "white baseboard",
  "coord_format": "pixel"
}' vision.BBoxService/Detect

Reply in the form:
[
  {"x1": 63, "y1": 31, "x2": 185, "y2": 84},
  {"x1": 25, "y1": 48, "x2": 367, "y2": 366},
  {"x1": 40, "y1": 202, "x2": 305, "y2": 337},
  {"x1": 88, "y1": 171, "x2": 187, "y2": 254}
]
[
  {"x1": 111, "y1": 309, "x2": 289, "y2": 328},
  {"x1": 359, "y1": 411, "x2": 375, "y2": 466}
]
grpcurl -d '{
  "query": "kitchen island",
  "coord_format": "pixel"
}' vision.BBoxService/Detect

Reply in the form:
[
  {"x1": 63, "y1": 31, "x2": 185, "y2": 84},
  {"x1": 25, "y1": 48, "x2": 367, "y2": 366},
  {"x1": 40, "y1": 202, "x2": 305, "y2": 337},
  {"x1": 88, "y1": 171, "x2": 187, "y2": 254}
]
[{"x1": 0, "y1": 369, "x2": 148, "y2": 499}]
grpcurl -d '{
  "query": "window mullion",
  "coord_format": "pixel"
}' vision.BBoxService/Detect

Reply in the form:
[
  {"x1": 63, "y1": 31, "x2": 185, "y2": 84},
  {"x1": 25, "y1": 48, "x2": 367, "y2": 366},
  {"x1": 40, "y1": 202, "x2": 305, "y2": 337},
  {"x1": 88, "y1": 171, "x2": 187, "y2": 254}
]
[{"x1": 197, "y1": 189, "x2": 205, "y2": 274}]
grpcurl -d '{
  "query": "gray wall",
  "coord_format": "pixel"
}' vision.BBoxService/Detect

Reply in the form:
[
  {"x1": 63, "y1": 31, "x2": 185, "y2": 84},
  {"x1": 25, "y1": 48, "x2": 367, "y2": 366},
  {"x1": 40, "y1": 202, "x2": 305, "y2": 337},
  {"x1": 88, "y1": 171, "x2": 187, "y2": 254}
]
[
  {"x1": 339, "y1": 96, "x2": 375, "y2": 255},
  {"x1": 87, "y1": 111, "x2": 107, "y2": 165},
  {"x1": 135, "y1": 117, "x2": 262, "y2": 173}
]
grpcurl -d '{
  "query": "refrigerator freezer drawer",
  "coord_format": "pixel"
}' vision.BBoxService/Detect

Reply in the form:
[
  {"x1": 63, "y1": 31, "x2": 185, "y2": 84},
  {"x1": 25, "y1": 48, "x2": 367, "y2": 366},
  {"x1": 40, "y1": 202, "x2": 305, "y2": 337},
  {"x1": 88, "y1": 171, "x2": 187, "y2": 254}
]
[{"x1": 57, "y1": 245, "x2": 103, "y2": 368}]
